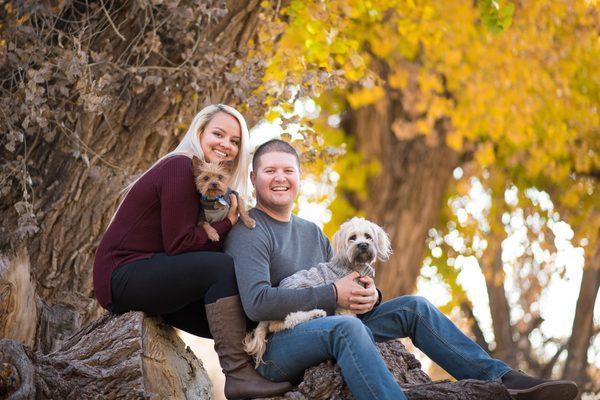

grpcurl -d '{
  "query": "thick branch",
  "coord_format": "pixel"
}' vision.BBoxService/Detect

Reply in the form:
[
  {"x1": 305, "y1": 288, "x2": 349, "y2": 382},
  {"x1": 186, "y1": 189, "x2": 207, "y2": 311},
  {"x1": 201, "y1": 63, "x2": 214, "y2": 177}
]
[{"x1": 563, "y1": 241, "x2": 600, "y2": 386}]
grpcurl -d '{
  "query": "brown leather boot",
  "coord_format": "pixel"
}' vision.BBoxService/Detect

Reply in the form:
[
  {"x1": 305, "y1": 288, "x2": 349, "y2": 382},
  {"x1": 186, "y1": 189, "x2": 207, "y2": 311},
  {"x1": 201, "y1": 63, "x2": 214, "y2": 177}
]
[{"x1": 205, "y1": 295, "x2": 293, "y2": 400}]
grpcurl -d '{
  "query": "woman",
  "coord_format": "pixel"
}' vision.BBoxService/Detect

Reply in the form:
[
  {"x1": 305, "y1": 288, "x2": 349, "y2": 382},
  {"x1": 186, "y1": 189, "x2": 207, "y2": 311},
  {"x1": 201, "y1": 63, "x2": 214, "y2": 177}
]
[{"x1": 93, "y1": 104, "x2": 292, "y2": 399}]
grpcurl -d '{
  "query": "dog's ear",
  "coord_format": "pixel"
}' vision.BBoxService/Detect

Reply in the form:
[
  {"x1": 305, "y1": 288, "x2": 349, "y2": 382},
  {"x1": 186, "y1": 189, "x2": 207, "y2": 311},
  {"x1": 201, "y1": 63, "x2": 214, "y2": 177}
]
[
  {"x1": 220, "y1": 160, "x2": 234, "y2": 173},
  {"x1": 371, "y1": 222, "x2": 392, "y2": 261},
  {"x1": 192, "y1": 155, "x2": 204, "y2": 172},
  {"x1": 332, "y1": 227, "x2": 346, "y2": 260}
]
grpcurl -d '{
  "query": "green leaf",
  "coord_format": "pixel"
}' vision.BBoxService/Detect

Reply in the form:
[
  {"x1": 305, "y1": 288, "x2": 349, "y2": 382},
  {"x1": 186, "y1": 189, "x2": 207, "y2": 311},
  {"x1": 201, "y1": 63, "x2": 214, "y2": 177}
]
[{"x1": 480, "y1": 0, "x2": 515, "y2": 34}]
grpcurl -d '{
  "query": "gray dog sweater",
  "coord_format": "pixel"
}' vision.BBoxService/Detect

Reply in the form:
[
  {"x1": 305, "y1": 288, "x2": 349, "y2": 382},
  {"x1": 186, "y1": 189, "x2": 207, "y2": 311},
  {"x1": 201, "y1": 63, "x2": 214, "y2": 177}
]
[
  {"x1": 278, "y1": 259, "x2": 375, "y2": 290},
  {"x1": 224, "y1": 208, "x2": 337, "y2": 321}
]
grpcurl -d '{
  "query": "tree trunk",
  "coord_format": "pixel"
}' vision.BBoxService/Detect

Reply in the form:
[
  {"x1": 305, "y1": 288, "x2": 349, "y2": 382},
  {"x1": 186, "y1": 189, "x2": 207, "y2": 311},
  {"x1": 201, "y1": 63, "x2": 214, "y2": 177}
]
[
  {"x1": 562, "y1": 240, "x2": 600, "y2": 390},
  {"x1": 342, "y1": 93, "x2": 458, "y2": 298},
  {"x1": 460, "y1": 300, "x2": 492, "y2": 354},
  {"x1": 0, "y1": 0, "x2": 264, "y2": 352},
  {"x1": 481, "y1": 234, "x2": 517, "y2": 367},
  {"x1": 0, "y1": 312, "x2": 213, "y2": 400}
]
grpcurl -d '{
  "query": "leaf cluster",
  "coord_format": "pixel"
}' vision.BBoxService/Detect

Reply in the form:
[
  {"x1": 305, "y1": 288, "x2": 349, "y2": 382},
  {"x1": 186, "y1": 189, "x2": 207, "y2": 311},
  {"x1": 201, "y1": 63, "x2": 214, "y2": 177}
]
[{"x1": 253, "y1": 0, "x2": 599, "y2": 241}]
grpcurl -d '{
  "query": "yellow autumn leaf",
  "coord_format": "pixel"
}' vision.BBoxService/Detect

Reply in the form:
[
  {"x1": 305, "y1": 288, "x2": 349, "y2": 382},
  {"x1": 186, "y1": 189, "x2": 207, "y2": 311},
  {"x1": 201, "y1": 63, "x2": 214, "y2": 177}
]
[
  {"x1": 388, "y1": 69, "x2": 409, "y2": 89},
  {"x1": 446, "y1": 130, "x2": 463, "y2": 151},
  {"x1": 266, "y1": 109, "x2": 281, "y2": 122},
  {"x1": 347, "y1": 86, "x2": 385, "y2": 109},
  {"x1": 475, "y1": 143, "x2": 495, "y2": 167}
]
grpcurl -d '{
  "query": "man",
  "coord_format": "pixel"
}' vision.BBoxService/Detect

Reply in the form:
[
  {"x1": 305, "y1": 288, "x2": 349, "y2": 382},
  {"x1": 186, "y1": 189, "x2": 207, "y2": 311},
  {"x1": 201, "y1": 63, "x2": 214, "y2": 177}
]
[{"x1": 224, "y1": 139, "x2": 579, "y2": 400}]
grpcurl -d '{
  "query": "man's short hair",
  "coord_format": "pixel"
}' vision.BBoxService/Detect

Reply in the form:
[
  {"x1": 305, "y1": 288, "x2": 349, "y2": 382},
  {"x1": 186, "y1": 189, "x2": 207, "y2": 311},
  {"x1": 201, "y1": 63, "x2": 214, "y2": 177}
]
[{"x1": 252, "y1": 139, "x2": 301, "y2": 171}]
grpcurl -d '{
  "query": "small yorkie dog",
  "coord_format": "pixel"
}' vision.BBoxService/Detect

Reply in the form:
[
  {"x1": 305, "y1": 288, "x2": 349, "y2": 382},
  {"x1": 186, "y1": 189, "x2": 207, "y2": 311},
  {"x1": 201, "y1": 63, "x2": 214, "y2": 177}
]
[
  {"x1": 244, "y1": 217, "x2": 392, "y2": 365},
  {"x1": 192, "y1": 156, "x2": 255, "y2": 241}
]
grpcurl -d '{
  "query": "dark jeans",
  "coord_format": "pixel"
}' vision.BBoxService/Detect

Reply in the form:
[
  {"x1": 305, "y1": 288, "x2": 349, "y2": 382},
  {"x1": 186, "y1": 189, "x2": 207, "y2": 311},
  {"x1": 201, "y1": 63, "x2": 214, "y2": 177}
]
[{"x1": 109, "y1": 251, "x2": 238, "y2": 338}]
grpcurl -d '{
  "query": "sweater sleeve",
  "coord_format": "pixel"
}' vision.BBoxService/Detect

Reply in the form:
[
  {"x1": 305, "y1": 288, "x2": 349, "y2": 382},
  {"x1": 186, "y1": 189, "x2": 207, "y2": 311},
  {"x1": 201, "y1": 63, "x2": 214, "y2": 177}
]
[
  {"x1": 224, "y1": 223, "x2": 336, "y2": 321},
  {"x1": 157, "y1": 156, "x2": 231, "y2": 254}
]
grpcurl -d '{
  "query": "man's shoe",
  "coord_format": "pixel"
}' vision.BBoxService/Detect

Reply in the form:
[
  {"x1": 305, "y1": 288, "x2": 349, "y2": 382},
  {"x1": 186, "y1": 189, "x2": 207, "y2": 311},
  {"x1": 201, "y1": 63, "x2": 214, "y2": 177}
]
[{"x1": 502, "y1": 370, "x2": 578, "y2": 400}]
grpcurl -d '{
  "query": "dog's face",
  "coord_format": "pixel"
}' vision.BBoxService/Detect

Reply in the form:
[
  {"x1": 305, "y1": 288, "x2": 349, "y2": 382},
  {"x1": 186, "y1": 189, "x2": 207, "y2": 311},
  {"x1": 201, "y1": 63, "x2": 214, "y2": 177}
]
[
  {"x1": 192, "y1": 156, "x2": 232, "y2": 198},
  {"x1": 332, "y1": 217, "x2": 392, "y2": 265}
]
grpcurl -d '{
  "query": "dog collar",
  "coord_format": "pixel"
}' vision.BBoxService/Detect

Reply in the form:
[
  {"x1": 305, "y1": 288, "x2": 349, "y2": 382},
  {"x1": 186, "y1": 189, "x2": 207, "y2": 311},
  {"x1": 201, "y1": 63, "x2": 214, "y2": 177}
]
[
  {"x1": 200, "y1": 188, "x2": 237, "y2": 207},
  {"x1": 201, "y1": 194, "x2": 229, "y2": 206}
]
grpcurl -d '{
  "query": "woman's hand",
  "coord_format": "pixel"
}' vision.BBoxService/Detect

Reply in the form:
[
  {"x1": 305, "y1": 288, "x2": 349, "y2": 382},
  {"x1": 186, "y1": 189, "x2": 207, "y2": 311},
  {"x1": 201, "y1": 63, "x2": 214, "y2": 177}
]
[{"x1": 227, "y1": 193, "x2": 239, "y2": 225}]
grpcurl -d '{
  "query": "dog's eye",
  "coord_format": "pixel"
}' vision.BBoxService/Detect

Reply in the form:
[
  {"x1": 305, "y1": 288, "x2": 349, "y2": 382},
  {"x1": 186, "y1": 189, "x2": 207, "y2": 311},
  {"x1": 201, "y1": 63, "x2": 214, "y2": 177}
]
[
  {"x1": 203, "y1": 176, "x2": 210, "y2": 181},
  {"x1": 218, "y1": 175, "x2": 224, "y2": 180},
  {"x1": 365, "y1": 233, "x2": 372, "y2": 240},
  {"x1": 349, "y1": 234, "x2": 356, "y2": 241}
]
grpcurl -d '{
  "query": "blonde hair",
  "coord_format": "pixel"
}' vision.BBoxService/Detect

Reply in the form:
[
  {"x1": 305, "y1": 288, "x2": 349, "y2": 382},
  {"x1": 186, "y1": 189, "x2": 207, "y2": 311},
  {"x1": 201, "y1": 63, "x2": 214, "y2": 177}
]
[
  {"x1": 167, "y1": 104, "x2": 251, "y2": 200},
  {"x1": 113, "y1": 104, "x2": 251, "y2": 222}
]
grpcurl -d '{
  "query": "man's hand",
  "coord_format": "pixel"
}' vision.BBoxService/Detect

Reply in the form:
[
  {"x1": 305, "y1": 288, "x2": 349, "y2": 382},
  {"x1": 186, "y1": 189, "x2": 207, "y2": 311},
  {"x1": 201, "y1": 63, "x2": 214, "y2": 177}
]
[
  {"x1": 334, "y1": 272, "x2": 363, "y2": 309},
  {"x1": 334, "y1": 273, "x2": 379, "y2": 314},
  {"x1": 348, "y1": 275, "x2": 378, "y2": 314}
]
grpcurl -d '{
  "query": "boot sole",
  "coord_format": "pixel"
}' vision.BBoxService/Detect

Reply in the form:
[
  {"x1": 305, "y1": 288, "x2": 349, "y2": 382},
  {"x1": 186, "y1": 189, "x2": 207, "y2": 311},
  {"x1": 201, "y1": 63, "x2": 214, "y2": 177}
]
[{"x1": 508, "y1": 381, "x2": 578, "y2": 400}]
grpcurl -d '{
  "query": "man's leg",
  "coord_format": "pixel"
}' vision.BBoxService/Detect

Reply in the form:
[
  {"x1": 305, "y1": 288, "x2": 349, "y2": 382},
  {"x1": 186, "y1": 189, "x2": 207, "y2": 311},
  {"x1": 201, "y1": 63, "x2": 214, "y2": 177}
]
[
  {"x1": 360, "y1": 295, "x2": 510, "y2": 380},
  {"x1": 361, "y1": 295, "x2": 578, "y2": 399},
  {"x1": 257, "y1": 315, "x2": 408, "y2": 400}
]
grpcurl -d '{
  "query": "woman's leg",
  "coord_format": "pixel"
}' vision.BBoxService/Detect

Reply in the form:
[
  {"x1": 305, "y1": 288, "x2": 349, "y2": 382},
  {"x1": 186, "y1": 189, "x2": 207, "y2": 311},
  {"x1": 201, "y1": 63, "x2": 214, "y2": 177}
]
[
  {"x1": 257, "y1": 315, "x2": 408, "y2": 400},
  {"x1": 110, "y1": 252, "x2": 237, "y2": 318},
  {"x1": 110, "y1": 252, "x2": 292, "y2": 399},
  {"x1": 161, "y1": 300, "x2": 211, "y2": 337},
  {"x1": 205, "y1": 295, "x2": 292, "y2": 398}
]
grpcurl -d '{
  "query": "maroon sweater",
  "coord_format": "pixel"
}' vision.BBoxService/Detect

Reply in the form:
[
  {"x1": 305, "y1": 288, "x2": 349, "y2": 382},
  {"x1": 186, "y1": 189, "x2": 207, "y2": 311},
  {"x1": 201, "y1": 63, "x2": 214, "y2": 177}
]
[{"x1": 93, "y1": 155, "x2": 232, "y2": 308}]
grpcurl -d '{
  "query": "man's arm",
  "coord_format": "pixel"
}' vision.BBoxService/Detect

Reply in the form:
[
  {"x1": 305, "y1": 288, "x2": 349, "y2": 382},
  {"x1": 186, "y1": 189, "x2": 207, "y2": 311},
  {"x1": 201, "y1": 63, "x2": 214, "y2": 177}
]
[{"x1": 224, "y1": 224, "x2": 336, "y2": 321}]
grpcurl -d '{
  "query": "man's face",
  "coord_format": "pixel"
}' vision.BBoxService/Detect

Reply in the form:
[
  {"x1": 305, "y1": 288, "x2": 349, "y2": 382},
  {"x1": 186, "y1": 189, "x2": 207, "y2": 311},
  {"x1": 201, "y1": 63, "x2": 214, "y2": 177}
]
[{"x1": 251, "y1": 152, "x2": 300, "y2": 213}]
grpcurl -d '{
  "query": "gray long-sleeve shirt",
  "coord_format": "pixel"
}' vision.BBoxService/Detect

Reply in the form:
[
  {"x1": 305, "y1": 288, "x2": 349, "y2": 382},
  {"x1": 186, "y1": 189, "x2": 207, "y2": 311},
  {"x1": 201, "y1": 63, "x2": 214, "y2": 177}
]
[{"x1": 224, "y1": 208, "x2": 336, "y2": 321}]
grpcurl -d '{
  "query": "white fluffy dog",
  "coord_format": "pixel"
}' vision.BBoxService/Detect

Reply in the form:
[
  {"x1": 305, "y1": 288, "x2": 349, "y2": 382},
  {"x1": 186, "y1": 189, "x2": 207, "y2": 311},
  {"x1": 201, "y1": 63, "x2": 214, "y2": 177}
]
[{"x1": 243, "y1": 217, "x2": 392, "y2": 365}]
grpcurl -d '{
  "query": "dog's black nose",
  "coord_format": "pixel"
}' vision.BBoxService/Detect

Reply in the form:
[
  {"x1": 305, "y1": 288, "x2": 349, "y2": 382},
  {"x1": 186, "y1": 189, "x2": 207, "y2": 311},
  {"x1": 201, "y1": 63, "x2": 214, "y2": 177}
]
[
  {"x1": 211, "y1": 182, "x2": 219, "y2": 188},
  {"x1": 358, "y1": 242, "x2": 369, "y2": 251}
]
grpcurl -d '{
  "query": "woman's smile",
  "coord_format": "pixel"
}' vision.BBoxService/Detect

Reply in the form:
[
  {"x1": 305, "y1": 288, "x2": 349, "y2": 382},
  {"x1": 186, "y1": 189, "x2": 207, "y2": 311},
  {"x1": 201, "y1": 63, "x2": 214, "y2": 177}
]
[{"x1": 200, "y1": 112, "x2": 241, "y2": 163}]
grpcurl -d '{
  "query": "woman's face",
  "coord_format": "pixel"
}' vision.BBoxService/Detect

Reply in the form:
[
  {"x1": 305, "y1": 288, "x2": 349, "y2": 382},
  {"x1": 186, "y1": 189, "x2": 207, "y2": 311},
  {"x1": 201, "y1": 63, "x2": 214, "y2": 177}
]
[{"x1": 199, "y1": 112, "x2": 241, "y2": 163}]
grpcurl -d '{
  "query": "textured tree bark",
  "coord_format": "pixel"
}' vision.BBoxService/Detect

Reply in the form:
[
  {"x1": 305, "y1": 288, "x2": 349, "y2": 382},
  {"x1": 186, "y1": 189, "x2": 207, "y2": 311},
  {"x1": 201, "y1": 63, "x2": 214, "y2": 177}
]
[
  {"x1": 0, "y1": 312, "x2": 213, "y2": 400},
  {"x1": 261, "y1": 340, "x2": 512, "y2": 400},
  {"x1": 0, "y1": 249, "x2": 38, "y2": 348},
  {"x1": 0, "y1": 0, "x2": 264, "y2": 353},
  {"x1": 342, "y1": 95, "x2": 458, "y2": 298},
  {"x1": 563, "y1": 241, "x2": 600, "y2": 391}
]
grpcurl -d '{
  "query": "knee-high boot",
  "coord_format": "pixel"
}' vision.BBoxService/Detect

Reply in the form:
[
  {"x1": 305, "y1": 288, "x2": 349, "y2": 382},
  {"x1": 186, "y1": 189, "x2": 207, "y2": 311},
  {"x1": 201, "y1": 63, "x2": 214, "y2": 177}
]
[{"x1": 205, "y1": 295, "x2": 293, "y2": 399}]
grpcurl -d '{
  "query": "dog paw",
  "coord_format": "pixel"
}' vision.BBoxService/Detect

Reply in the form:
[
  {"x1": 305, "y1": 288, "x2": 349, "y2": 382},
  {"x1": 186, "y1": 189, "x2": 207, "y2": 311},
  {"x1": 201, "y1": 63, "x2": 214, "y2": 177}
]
[{"x1": 242, "y1": 217, "x2": 256, "y2": 229}]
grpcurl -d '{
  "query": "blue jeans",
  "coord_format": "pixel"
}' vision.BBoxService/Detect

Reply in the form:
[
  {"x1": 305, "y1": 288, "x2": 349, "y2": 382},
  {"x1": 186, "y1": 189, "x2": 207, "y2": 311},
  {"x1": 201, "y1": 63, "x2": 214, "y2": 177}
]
[{"x1": 257, "y1": 295, "x2": 511, "y2": 400}]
